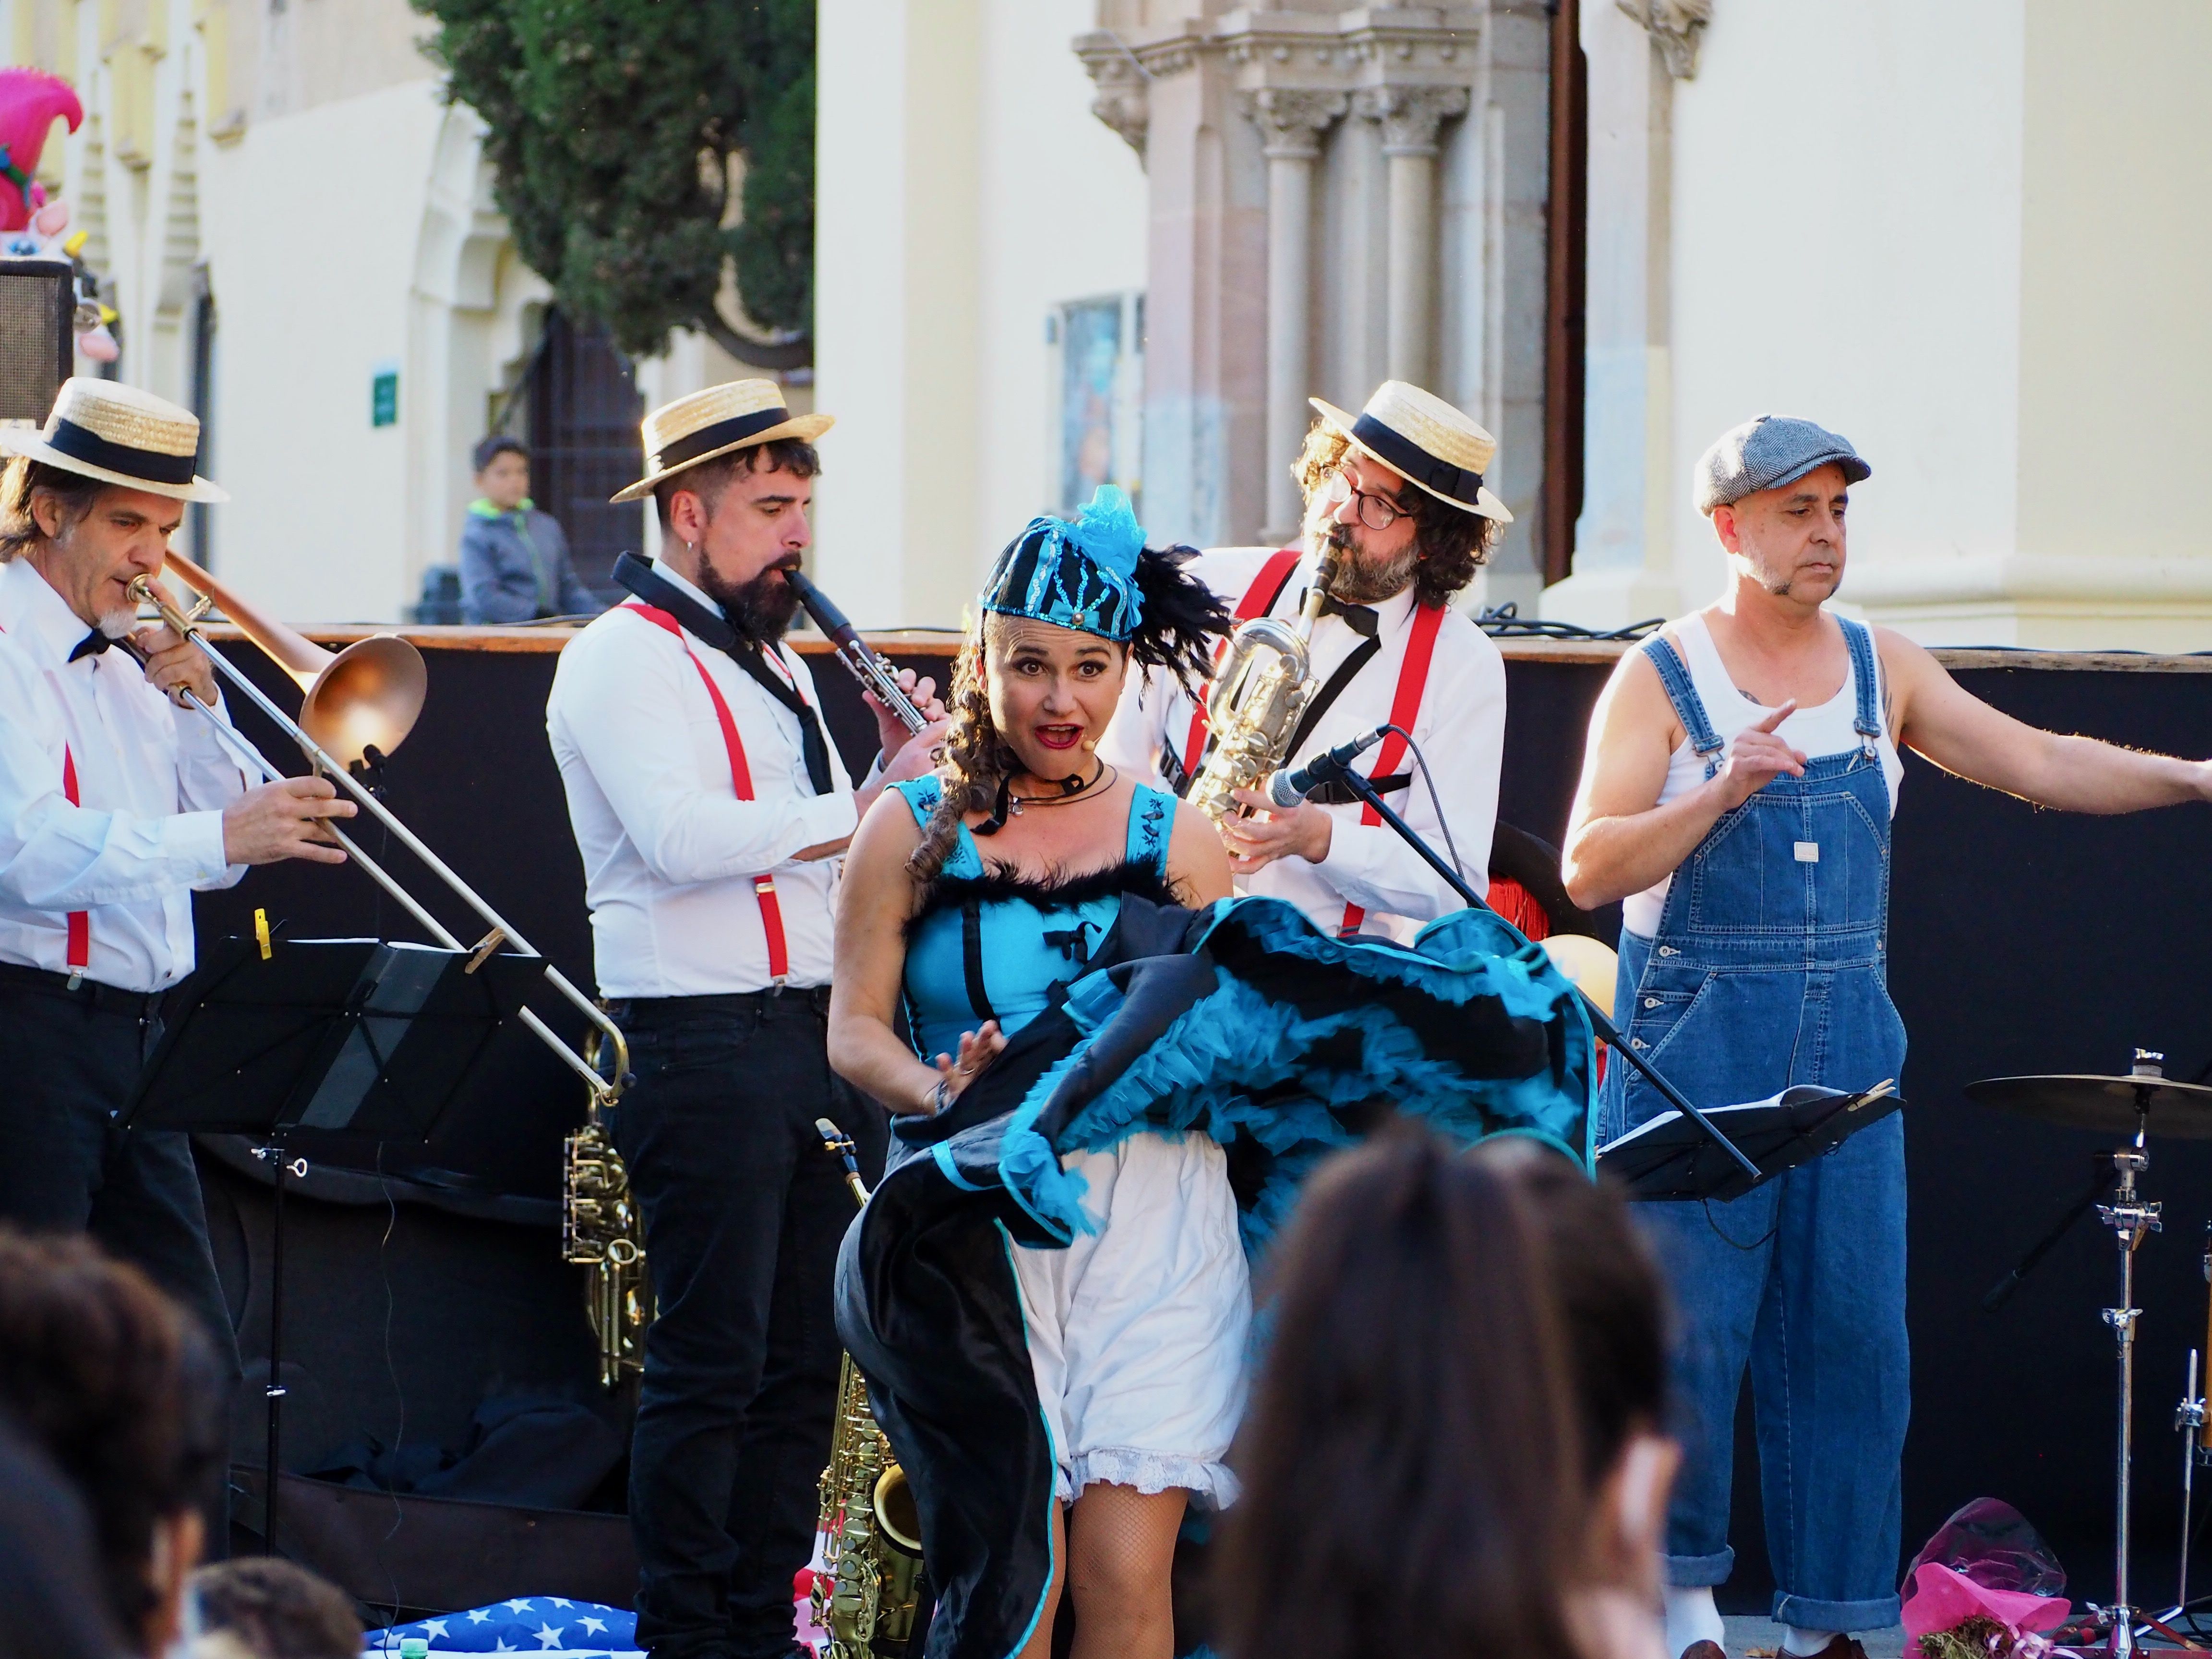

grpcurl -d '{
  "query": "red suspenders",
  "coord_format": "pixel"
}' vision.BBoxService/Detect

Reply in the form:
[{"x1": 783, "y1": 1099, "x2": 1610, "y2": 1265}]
[
  {"x1": 622, "y1": 603, "x2": 794, "y2": 984},
  {"x1": 1178, "y1": 547, "x2": 1302, "y2": 781},
  {"x1": 0, "y1": 620, "x2": 92, "y2": 983},
  {"x1": 1336, "y1": 601, "x2": 1445, "y2": 938},
  {"x1": 60, "y1": 746, "x2": 88, "y2": 982}
]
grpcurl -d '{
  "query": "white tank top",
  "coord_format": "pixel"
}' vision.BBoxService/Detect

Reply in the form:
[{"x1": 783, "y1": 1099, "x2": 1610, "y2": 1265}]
[{"x1": 1620, "y1": 612, "x2": 1905, "y2": 938}]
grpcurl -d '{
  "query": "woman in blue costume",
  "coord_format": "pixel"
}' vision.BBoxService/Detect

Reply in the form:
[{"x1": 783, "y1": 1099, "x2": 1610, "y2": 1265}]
[
  {"x1": 831, "y1": 487, "x2": 1239, "y2": 1659},
  {"x1": 830, "y1": 488, "x2": 1596, "y2": 1659}
]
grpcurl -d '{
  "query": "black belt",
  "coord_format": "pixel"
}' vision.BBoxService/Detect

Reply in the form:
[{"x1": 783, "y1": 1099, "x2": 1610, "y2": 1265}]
[
  {"x1": 0, "y1": 961, "x2": 166, "y2": 1021},
  {"x1": 607, "y1": 986, "x2": 834, "y2": 1020}
]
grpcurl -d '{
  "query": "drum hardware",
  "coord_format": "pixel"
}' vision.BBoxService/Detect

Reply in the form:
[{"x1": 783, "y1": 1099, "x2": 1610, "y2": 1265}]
[
  {"x1": 1968, "y1": 1048, "x2": 2203, "y2": 1657},
  {"x1": 2158, "y1": 1225, "x2": 2212, "y2": 1631}
]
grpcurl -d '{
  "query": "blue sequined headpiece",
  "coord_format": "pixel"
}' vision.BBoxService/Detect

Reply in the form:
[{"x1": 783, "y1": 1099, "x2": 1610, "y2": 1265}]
[{"x1": 977, "y1": 486, "x2": 1146, "y2": 642}]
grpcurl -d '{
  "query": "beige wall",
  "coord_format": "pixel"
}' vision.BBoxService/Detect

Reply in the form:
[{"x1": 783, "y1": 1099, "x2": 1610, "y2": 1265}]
[
  {"x1": 1553, "y1": 0, "x2": 2212, "y2": 649},
  {"x1": 814, "y1": 0, "x2": 1148, "y2": 631}
]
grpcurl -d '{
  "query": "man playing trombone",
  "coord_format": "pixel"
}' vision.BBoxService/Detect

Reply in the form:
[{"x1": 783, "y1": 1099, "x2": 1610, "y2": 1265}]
[
  {"x1": 0, "y1": 379, "x2": 354, "y2": 1417},
  {"x1": 547, "y1": 379, "x2": 946, "y2": 1659}
]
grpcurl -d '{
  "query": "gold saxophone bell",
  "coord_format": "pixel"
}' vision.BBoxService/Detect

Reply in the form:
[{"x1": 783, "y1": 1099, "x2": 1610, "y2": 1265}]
[
  {"x1": 133, "y1": 551, "x2": 427, "y2": 771},
  {"x1": 872, "y1": 1466, "x2": 922, "y2": 1556}
]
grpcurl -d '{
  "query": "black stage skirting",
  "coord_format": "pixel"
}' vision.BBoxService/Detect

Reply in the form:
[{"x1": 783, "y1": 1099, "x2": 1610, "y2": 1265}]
[{"x1": 190, "y1": 626, "x2": 2212, "y2": 1613}]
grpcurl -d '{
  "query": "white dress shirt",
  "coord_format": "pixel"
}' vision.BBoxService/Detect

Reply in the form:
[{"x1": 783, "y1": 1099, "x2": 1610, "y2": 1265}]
[
  {"x1": 1097, "y1": 545, "x2": 1506, "y2": 943},
  {"x1": 546, "y1": 559, "x2": 859, "y2": 997},
  {"x1": 0, "y1": 555, "x2": 249, "y2": 992}
]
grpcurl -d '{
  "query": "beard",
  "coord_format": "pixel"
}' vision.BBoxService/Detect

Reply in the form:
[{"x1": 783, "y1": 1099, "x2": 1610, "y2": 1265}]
[
  {"x1": 700, "y1": 560, "x2": 803, "y2": 642},
  {"x1": 1319, "y1": 521, "x2": 1420, "y2": 604},
  {"x1": 97, "y1": 604, "x2": 137, "y2": 640}
]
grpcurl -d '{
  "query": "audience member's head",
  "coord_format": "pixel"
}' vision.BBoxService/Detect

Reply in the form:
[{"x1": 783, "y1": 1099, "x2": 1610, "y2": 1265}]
[
  {"x1": 1215, "y1": 1128, "x2": 1676, "y2": 1659},
  {"x1": 472, "y1": 435, "x2": 530, "y2": 511},
  {"x1": 188, "y1": 1558, "x2": 361, "y2": 1659},
  {"x1": 0, "y1": 1417, "x2": 130, "y2": 1659},
  {"x1": 0, "y1": 1230, "x2": 228, "y2": 1657}
]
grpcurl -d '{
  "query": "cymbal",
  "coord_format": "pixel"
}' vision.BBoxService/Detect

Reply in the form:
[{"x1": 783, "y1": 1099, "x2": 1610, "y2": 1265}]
[{"x1": 1966, "y1": 1073, "x2": 2212, "y2": 1139}]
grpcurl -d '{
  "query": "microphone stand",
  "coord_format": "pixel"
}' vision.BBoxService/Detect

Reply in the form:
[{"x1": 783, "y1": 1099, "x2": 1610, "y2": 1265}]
[{"x1": 1310, "y1": 756, "x2": 1759, "y2": 1179}]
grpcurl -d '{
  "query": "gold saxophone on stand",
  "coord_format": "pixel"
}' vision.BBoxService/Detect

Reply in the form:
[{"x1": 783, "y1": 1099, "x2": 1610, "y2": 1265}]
[
  {"x1": 811, "y1": 1118, "x2": 925, "y2": 1659},
  {"x1": 564, "y1": 1024, "x2": 651, "y2": 1389},
  {"x1": 1182, "y1": 549, "x2": 1342, "y2": 824}
]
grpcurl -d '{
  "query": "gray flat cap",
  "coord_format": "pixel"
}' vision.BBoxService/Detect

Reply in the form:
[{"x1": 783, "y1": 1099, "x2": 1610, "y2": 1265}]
[{"x1": 1694, "y1": 414, "x2": 1870, "y2": 514}]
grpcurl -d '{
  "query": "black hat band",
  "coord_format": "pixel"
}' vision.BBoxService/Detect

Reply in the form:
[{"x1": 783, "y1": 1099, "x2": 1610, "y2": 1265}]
[
  {"x1": 1350, "y1": 412, "x2": 1483, "y2": 508},
  {"x1": 46, "y1": 417, "x2": 197, "y2": 486},
  {"x1": 653, "y1": 406, "x2": 795, "y2": 472}
]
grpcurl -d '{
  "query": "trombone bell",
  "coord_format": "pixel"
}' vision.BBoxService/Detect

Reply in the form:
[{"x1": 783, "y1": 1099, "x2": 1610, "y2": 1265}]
[
  {"x1": 155, "y1": 551, "x2": 427, "y2": 771},
  {"x1": 299, "y1": 636, "x2": 428, "y2": 772}
]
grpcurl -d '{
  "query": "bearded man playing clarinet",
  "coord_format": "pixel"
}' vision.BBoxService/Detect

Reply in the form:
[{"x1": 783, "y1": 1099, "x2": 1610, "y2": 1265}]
[
  {"x1": 1098, "y1": 380, "x2": 1511, "y2": 940},
  {"x1": 546, "y1": 379, "x2": 947, "y2": 1659}
]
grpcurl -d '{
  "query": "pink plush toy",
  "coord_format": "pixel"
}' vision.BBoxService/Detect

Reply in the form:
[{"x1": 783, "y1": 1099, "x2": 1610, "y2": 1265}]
[
  {"x1": 0, "y1": 68, "x2": 81, "y2": 231},
  {"x1": 0, "y1": 70, "x2": 117, "y2": 363}
]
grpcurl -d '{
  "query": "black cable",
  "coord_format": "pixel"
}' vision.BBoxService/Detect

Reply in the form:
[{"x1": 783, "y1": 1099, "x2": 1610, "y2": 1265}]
[
  {"x1": 372, "y1": 1145, "x2": 406, "y2": 1630},
  {"x1": 1473, "y1": 601, "x2": 1664, "y2": 642},
  {"x1": 1383, "y1": 724, "x2": 1463, "y2": 881}
]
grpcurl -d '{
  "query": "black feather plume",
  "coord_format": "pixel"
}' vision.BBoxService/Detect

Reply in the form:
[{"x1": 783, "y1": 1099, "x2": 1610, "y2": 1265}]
[{"x1": 1130, "y1": 545, "x2": 1233, "y2": 687}]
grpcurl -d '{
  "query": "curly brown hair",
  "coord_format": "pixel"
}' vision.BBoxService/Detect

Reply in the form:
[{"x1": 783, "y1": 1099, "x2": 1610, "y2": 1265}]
[{"x1": 1292, "y1": 422, "x2": 1499, "y2": 608}]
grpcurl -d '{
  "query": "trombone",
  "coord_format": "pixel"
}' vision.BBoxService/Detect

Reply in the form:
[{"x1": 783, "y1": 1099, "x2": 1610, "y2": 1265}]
[{"x1": 129, "y1": 551, "x2": 629, "y2": 1107}]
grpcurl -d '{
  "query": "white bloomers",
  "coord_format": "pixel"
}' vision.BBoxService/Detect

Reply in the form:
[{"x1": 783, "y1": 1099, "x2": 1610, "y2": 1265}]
[{"x1": 1010, "y1": 1129, "x2": 1251, "y2": 1506}]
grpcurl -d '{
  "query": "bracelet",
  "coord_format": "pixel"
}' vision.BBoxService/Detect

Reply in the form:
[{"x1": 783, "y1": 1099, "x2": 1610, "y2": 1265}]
[{"x1": 924, "y1": 1076, "x2": 953, "y2": 1118}]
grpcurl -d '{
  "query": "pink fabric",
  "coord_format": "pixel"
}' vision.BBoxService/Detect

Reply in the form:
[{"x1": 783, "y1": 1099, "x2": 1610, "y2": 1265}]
[{"x1": 1900, "y1": 1562, "x2": 2070, "y2": 1641}]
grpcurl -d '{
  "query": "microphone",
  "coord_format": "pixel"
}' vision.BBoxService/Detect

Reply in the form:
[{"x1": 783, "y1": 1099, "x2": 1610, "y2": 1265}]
[{"x1": 1264, "y1": 726, "x2": 1390, "y2": 809}]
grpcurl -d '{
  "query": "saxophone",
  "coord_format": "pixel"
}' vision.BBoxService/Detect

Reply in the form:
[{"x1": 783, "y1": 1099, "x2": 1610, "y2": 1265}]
[
  {"x1": 812, "y1": 1118, "x2": 926, "y2": 1658},
  {"x1": 564, "y1": 1023, "x2": 651, "y2": 1390},
  {"x1": 1183, "y1": 548, "x2": 1342, "y2": 823}
]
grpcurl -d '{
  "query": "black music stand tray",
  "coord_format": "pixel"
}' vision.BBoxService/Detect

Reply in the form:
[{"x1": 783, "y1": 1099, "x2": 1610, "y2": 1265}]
[
  {"x1": 1596, "y1": 1082, "x2": 1903, "y2": 1202},
  {"x1": 125, "y1": 932, "x2": 542, "y2": 1555}
]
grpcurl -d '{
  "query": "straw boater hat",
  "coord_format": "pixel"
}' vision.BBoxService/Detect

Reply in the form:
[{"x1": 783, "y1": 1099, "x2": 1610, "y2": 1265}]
[
  {"x1": 611, "y1": 378, "x2": 833, "y2": 504},
  {"x1": 1309, "y1": 380, "x2": 1512, "y2": 522},
  {"x1": 0, "y1": 378, "x2": 227, "y2": 502}
]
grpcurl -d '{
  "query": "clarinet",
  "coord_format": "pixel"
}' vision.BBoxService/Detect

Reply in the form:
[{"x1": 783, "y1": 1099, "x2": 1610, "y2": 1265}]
[{"x1": 782, "y1": 568, "x2": 929, "y2": 734}]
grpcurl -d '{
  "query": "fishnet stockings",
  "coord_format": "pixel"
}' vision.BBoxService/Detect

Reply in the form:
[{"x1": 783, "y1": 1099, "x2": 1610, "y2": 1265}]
[{"x1": 1018, "y1": 1484, "x2": 1186, "y2": 1659}]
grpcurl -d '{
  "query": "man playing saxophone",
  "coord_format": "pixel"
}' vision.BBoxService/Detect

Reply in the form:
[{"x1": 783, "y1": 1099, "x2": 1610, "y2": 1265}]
[{"x1": 1098, "y1": 380, "x2": 1511, "y2": 940}]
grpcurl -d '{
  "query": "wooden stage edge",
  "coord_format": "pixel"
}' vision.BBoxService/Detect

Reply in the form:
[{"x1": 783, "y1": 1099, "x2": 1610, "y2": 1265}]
[{"x1": 203, "y1": 622, "x2": 2212, "y2": 675}]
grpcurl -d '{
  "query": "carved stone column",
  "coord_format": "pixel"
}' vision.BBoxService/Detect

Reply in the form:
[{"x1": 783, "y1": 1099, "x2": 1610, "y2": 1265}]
[
  {"x1": 1358, "y1": 84, "x2": 1470, "y2": 388},
  {"x1": 1245, "y1": 88, "x2": 1348, "y2": 542}
]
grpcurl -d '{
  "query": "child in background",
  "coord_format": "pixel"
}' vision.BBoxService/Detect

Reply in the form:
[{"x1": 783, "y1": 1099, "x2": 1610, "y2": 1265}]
[{"x1": 459, "y1": 437, "x2": 599, "y2": 623}]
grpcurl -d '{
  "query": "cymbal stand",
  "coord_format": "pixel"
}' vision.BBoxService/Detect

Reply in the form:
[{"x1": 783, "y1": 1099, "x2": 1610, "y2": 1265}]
[
  {"x1": 2159, "y1": 1224, "x2": 2212, "y2": 1632},
  {"x1": 2096, "y1": 1051, "x2": 2170, "y2": 1657}
]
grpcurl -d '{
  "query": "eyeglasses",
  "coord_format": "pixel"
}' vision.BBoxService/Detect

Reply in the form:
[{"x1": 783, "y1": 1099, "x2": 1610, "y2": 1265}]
[{"x1": 1320, "y1": 468, "x2": 1408, "y2": 532}]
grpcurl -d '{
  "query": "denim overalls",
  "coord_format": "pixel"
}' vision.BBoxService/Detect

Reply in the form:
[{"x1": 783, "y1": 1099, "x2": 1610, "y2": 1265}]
[{"x1": 1603, "y1": 616, "x2": 1910, "y2": 1633}]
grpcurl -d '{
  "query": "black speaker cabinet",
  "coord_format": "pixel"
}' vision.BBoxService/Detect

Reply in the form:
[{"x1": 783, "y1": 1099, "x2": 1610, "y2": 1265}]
[{"x1": 0, "y1": 258, "x2": 75, "y2": 422}]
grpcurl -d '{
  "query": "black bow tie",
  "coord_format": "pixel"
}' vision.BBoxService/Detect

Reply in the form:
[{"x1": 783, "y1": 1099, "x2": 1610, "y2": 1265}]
[
  {"x1": 68, "y1": 628, "x2": 116, "y2": 662},
  {"x1": 1313, "y1": 594, "x2": 1380, "y2": 638},
  {"x1": 611, "y1": 551, "x2": 835, "y2": 795}
]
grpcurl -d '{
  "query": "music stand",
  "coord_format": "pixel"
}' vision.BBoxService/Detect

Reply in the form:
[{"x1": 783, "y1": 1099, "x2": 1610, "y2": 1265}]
[
  {"x1": 126, "y1": 931, "x2": 542, "y2": 1554},
  {"x1": 1597, "y1": 1083, "x2": 1903, "y2": 1202}
]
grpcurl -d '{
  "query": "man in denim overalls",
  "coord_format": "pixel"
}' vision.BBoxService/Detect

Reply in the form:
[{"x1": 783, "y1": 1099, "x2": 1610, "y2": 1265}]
[{"x1": 1563, "y1": 415, "x2": 2212, "y2": 1659}]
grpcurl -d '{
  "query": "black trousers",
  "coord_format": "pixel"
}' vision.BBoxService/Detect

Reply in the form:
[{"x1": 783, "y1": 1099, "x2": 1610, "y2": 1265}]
[
  {"x1": 0, "y1": 979, "x2": 243, "y2": 1539},
  {"x1": 612, "y1": 988, "x2": 884, "y2": 1659}
]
